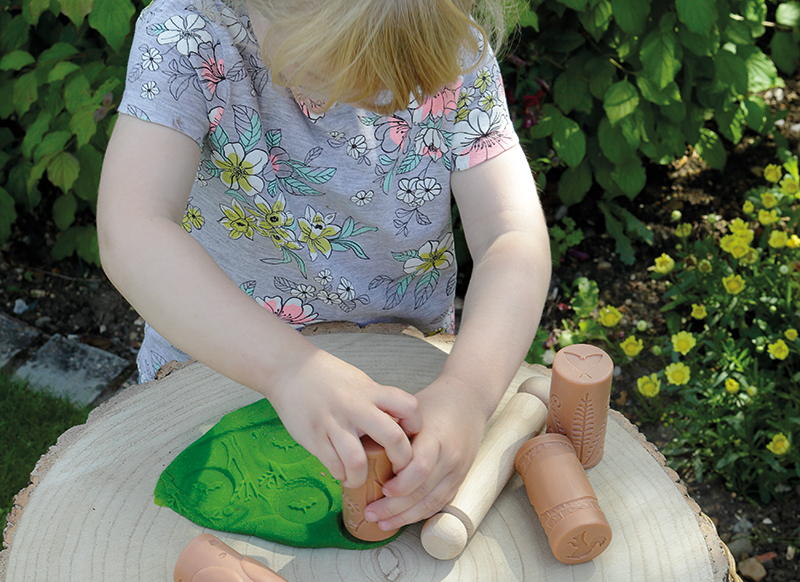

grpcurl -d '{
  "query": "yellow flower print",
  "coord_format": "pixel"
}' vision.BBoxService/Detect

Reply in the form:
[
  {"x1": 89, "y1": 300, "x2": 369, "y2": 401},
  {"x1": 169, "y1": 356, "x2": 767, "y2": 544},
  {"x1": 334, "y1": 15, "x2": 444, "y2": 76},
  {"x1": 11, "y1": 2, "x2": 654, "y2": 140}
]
[
  {"x1": 769, "y1": 230, "x2": 788, "y2": 249},
  {"x1": 671, "y1": 331, "x2": 697, "y2": 355},
  {"x1": 212, "y1": 143, "x2": 268, "y2": 193},
  {"x1": 665, "y1": 362, "x2": 691, "y2": 385},
  {"x1": 787, "y1": 234, "x2": 800, "y2": 249},
  {"x1": 691, "y1": 304, "x2": 707, "y2": 319},
  {"x1": 725, "y1": 378, "x2": 739, "y2": 394},
  {"x1": 675, "y1": 223, "x2": 692, "y2": 238},
  {"x1": 786, "y1": 328, "x2": 798, "y2": 342},
  {"x1": 766, "y1": 433, "x2": 790, "y2": 455},
  {"x1": 182, "y1": 203, "x2": 204, "y2": 233},
  {"x1": 742, "y1": 200, "x2": 754, "y2": 214},
  {"x1": 637, "y1": 374, "x2": 660, "y2": 397},
  {"x1": 758, "y1": 209, "x2": 779, "y2": 225},
  {"x1": 780, "y1": 176, "x2": 799, "y2": 197},
  {"x1": 298, "y1": 205, "x2": 341, "y2": 260},
  {"x1": 473, "y1": 68, "x2": 492, "y2": 92},
  {"x1": 598, "y1": 305, "x2": 622, "y2": 327},
  {"x1": 767, "y1": 339, "x2": 789, "y2": 360},
  {"x1": 722, "y1": 274, "x2": 745, "y2": 294},
  {"x1": 219, "y1": 200, "x2": 257, "y2": 240},
  {"x1": 621, "y1": 336, "x2": 643, "y2": 357},
  {"x1": 403, "y1": 236, "x2": 455, "y2": 274},
  {"x1": 760, "y1": 191, "x2": 779, "y2": 209},
  {"x1": 251, "y1": 194, "x2": 300, "y2": 250},
  {"x1": 763, "y1": 164, "x2": 782, "y2": 183},
  {"x1": 654, "y1": 253, "x2": 675, "y2": 274}
]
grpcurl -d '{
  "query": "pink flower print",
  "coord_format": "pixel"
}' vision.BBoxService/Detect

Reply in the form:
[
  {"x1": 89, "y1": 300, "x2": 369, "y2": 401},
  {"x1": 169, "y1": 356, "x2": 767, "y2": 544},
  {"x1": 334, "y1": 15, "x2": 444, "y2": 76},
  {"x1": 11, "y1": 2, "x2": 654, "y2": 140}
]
[
  {"x1": 201, "y1": 56, "x2": 225, "y2": 94},
  {"x1": 452, "y1": 108, "x2": 513, "y2": 170},
  {"x1": 208, "y1": 107, "x2": 224, "y2": 133},
  {"x1": 267, "y1": 147, "x2": 292, "y2": 179},
  {"x1": 411, "y1": 78, "x2": 463, "y2": 123},
  {"x1": 414, "y1": 125, "x2": 449, "y2": 160},
  {"x1": 259, "y1": 295, "x2": 318, "y2": 329},
  {"x1": 374, "y1": 115, "x2": 410, "y2": 154}
]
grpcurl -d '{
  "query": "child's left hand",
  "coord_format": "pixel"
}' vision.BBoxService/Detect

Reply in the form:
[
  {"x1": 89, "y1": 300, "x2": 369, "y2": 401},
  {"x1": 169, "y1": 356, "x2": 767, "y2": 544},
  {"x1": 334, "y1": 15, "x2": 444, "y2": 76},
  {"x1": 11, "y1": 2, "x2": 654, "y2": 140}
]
[{"x1": 362, "y1": 375, "x2": 488, "y2": 530}]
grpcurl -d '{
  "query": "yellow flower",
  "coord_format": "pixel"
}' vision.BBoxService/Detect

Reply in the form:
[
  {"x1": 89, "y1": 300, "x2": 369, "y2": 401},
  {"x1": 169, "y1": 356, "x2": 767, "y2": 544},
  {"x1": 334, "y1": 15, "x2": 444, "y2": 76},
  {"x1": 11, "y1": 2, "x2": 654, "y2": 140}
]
[
  {"x1": 787, "y1": 234, "x2": 800, "y2": 249},
  {"x1": 769, "y1": 230, "x2": 788, "y2": 248},
  {"x1": 742, "y1": 200, "x2": 755, "y2": 214},
  {"x1": 780, "y1": 176, "x2": 799, "y2": 197},
  {"x1": 598, "y1": 305, "x2": 622, "y2": 327},
  {"x1": 637, "y1": 374, "x2": 661, "y2": 397},
  {"x1": 654, "y1": 253, "x2": 675, "y2": 274},
  {"x1": 768, "y1": 339, "x2": 789, "y2": 360},
  {"x1": 764, "y1": 164, "x2": 783, "y2": 183},
  {"x1": 698, "y1": 259, "x2": 712, "y2": 273},
  {"x1": 739, "y1": 248, "x2": 760, "y2": 265},
  {"x1": 722, "y1": 274, "x2": 746, "y2": 294},
  {"x1": 759, "y1": 209, "x2": 779, "y2": 225},
  {"x1": 729, "y1": 238, "x2": 751, "y2": 259},
  {"x1": 671, "y1": 331, "x2": 697, "y2": 355},
  {"x1": 766, "y1": 433, "x2": 791, "y2": 456},
  {"x1": 786, "y1": 329, "x2": 798, "y2": 342},
  {"x1": 675, "y1": 223, "x2": 692, "y2": 238},
  {"x1": 729, "y1": 218, "x2": 750, "y2": 235},
  {"x1": 665, "y1": 362, "x2": 691, "y2": 385},
  {"x1": 760, "y1": 191, "x2": 779, "y2": 209},
  {"x1": 691, "y1": 304, "x2": 707, "y2": 319},
  {"x1": 621, "y1": 336, "x2": 643, "y2": 357},
  {"x1": 725, "y1": 378, "x2": 739, "y2": 394}
]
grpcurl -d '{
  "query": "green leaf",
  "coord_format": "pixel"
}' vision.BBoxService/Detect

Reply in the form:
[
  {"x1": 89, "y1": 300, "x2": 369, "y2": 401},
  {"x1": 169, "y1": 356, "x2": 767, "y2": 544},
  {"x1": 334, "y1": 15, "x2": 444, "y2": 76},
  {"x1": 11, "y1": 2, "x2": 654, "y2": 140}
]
[
  {"x1": 69, "y1": 106, "x2": 98, "y2": 148},
  {"x1": 678, "y1": 24, "x2": 717, "y2": 56},
  {"x1": 598, "y1": 201, "x2": 635, "y2": 264},
  {"x1": 88, "y1": 0, "x2": 136, "y2": 52},
  {"x1": 716, "y1": 102, "x2": 746, "y2": 144},
  {"x1": 34, "y1": 131, "x2": 71, "y2": 163},
  {"x1": 22, "y1": 112, "x2": 53, "y2": 159},
  {"x1": 640, "y1": 26, "x2": 682, "y2": 89},
  {"x1": 0, "y1": 187, "x2": 17, "y2": 244},
  {"x1": 58, "y1": 0, "x2": 93, "y2": 27},
  {"x1": 739, "y1": 45, "x2": 778, "y2": 93},
  {"x1": 0, "y1": 50, "x2": 34, "y2": 71},
  {"x1": 603, "y1": 80, "x2": 639, "y2": 125},
  {"x1": 637, "y1": 77, "x2": 680, "y2": 106},
  {"x1": 714, "y1": 49, "x2": 748, "y2": 95},
  {"x1": 598, "y1": 116, "x2": 636, "y2": 165},
  {"x1": 558, "y1": 0, "x2": 588, "y2": 10},
  {"x1": 770, "y1": 31, "x2": 800, "y2": 75},
  {"x1": 578, "y1": 0, "x2": 612, "y2": 41},
  {"x1": 554, "y1": 69, "x2": 592, "y2": 114},
  {"x1": 48, "y1": 61, "x2": 81, "y2": 83},
  {"x1": 38, "y1": 42, "x2": 80, "y2": 64},
  {"x1": 64, "y1": 74, "x2": 92, "y2": 114},
  {"x1": 12, "y1": 70, "x2": 39, "y2": 116},
  {"x1": 73, "y1": 145, "x2": 104, "y2": 203},
  {"x1": 529, "y1": 103, "x2": 559, "y2": 138},
  {"x1": 586, "y1": 57, "x2": 616, "y2": 99},
  {"x1": 776, "y1": 1, "x2": 800, "y2": 27},
  {"x1": 47, "y1": 151, "x2": 81, "y2": 193},
  {"x1": 695, "y1": 128, "x2": 726, "y2": 169},
  {"x1": 517, "y1": 0, "x2": 539, "y2": 30},
  {"x1": 2, "y1": 15, "x2": 31, "y2": 54},
  {"x1": 676, "y1": 0, "x2": 717, "y2": 34},
  {"x1": 23, "y1": 0, "x2": 52, "y2": 24},
  {"x1": 742, "y1": 95, "x2": 769, "y2": 132},
  {"x1": 611, "y1": 156, "x2": 646, "y2": 199},
  {"x1": 557, "y1": 159, "x2": 593, "y2": 206},
  {"x1": 52, "y1": 193, "x2": 77, "y2": 230},
  {"x1": 611, "y1": 0, "x2": 651, "y2": 34},
  {"x1": 552, "y1": 116, "x2": 586, "y2": 168}
]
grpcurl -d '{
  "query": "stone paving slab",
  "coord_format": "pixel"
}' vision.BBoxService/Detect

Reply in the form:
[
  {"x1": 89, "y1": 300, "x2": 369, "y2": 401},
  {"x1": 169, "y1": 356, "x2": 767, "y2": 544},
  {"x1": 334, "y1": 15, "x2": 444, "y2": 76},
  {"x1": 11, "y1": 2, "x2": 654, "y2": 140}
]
[
  {"x1": 14, "y1": 333, "x2": 130, "y2": 406},
  {"x1": 0, "y1": 313, "x2": 41, "y2": 368}
]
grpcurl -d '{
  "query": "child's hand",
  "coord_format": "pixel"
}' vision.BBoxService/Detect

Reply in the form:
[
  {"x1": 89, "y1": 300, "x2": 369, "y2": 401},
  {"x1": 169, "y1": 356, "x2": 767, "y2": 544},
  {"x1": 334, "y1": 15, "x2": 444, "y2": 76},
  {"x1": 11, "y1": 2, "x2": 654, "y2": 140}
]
[
  {"x1": 362, "y1": 375, "x2": 487, "y2": 530},
  {"x1": 268, "y1": 350, "x2": 421, "y2": 489}
]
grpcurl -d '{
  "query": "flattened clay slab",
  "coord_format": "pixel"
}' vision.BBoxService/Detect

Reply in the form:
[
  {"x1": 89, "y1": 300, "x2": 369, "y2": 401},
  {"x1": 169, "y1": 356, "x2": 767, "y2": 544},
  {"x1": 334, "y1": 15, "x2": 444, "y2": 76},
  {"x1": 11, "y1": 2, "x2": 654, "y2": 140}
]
[{"x1": 154, "y1": 398, "x2": 401, "y2": 549}]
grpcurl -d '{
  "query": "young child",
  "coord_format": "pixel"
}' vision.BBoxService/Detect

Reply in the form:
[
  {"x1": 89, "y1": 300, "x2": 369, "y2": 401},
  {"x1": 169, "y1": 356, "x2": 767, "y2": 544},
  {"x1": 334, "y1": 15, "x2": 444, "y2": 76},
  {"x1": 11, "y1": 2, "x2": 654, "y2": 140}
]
[{"x1": 97, "y1": 0, "x2": 551, "y2": 532}]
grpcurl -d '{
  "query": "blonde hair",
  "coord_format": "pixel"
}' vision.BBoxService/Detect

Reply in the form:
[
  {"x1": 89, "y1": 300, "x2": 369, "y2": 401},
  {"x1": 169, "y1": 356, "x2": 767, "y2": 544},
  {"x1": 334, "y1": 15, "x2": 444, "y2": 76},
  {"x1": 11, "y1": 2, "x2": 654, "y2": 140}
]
[{"x1": 250, "y1": 0, "x2": 513, "y2": 113}]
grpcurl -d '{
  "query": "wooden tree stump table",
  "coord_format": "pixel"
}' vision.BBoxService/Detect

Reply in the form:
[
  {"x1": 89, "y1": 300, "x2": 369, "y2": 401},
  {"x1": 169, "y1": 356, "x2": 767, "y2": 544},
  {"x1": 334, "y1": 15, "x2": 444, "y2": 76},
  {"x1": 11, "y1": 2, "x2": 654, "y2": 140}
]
[{"x1": 1, "y1": 325, "x2": 741, "y2": 582}]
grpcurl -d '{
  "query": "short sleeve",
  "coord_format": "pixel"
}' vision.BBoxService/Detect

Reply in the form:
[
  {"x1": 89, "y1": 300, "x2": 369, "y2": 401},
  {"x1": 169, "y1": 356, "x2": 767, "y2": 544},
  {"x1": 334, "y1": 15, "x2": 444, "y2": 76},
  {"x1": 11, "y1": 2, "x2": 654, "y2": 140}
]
[
  {"x1": 118, "y1": 0, "x2": 222, "y2": 146},
  {"x1": 449, "y1": 49, "x2": 519, "y2": 171}
]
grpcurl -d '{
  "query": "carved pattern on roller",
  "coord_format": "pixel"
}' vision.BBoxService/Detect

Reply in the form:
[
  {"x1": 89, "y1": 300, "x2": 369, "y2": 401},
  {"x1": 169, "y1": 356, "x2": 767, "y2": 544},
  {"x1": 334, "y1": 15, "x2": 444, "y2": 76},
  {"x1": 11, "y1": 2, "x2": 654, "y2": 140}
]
[
  {"x1": 537, "y1": 496, "x2": 602, "y2": 534},
  {"x1": 514, "y1": 438, "x2": 574, "y2": 475},
  {"x1": 567, "y1": 529, "x2": 610, "y2": 562},
  {"x1": 571, "y1": 392, "x2": 595, "y2": 462},
  {"x1": 547, "y1": 394, "x2": 565, "y2": 435},
  {"x1": 343, "y1": 456, "x2": 387, "y2": 537}
]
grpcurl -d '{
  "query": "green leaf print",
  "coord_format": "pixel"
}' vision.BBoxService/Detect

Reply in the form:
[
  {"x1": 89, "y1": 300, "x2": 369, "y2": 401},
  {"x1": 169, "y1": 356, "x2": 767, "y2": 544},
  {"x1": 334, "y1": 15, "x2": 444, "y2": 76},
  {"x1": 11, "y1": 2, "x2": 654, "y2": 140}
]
[
  {"x1": 233, "y1": 106, "x2": 262, "y2": 153},
  {"x1": 392, "y1": 250, "x2": 419, "y2": 262},
  {"x1": 281, "y1": 176, "x2": 325, "y2": 196},
  {"x1": 384, "y1": 274, "x2": 414, "y2": 309},
  {"x1": 329, "y1": 238, "x2": 369, "y2": 259},
  {"x1": 397, "y1": 152, "x2": 422, "y2": 174},
  {"x1": 264, "y1": 129, "x2": 281, "y2": 149},
  {"x1": 286, "y1": 163, "x2": 336, "y2": 185},
  {"x1": 262, "y1": 247, "x2": 308, "y2": 278},
  {"x1": 415, "y1": 269, "x2": 440, "y2": 309},
  {"x1": 210, "y1": 124, "x2": 230, "y2": 153}
]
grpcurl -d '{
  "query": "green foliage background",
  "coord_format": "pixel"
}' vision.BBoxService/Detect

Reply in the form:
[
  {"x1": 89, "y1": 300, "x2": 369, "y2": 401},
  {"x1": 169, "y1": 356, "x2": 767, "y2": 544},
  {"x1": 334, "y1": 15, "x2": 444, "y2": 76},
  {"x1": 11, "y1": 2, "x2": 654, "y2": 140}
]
[{"x1": 0, "y1": 0, "x2": 798, "y2": 265}]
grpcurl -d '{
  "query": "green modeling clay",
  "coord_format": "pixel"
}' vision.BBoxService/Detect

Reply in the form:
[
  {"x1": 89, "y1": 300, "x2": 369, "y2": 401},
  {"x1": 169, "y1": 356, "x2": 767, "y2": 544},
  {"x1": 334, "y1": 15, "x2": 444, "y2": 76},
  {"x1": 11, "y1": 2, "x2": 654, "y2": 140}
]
[{"x1": 154, "y1": 399, "x2": 402, "y2": 549}]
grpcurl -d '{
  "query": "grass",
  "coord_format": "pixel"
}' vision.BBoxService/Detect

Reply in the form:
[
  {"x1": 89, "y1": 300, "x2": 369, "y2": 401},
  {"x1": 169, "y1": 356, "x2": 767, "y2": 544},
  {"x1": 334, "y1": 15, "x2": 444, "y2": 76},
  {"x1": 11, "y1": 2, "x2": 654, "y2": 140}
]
[{"x1": 0, "y1": 371, "x2": 90, "y2": 525}]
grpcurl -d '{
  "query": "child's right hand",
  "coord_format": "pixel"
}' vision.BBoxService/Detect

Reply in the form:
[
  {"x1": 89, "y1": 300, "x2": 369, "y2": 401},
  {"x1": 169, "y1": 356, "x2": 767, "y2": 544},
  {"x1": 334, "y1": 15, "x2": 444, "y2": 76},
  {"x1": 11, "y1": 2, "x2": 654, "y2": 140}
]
[{"x1": 266, "y1": 349, "x2": 421, "y2": 489}]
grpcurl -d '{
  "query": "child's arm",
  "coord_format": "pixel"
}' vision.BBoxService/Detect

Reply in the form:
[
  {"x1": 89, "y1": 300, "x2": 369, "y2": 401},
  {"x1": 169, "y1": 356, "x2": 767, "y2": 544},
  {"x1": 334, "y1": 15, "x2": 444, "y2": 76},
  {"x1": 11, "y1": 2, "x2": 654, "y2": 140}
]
[
  {"x1": 364, "y1": 144, "x2": 551, "y2": 529},
  {"x1": 97, "y1": 115, "x2": 421, "y2": 487}
]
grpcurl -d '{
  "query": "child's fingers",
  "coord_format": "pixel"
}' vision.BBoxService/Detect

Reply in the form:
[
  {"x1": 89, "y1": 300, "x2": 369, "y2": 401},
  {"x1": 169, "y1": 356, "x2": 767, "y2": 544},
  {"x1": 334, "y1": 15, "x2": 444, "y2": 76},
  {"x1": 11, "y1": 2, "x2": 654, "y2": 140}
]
[
  {"x1": 358, "y1": 408, "x2": 414, "y2": 474},
  {"x1": 328, "y1": 430, "x2": 368, "y2": 488},
  {"x1": 375, "y1": 388, "x2": 423, "y2": 436},
  {"x1": 373, "y1": 477, "x2": 458, "y2": 530}
]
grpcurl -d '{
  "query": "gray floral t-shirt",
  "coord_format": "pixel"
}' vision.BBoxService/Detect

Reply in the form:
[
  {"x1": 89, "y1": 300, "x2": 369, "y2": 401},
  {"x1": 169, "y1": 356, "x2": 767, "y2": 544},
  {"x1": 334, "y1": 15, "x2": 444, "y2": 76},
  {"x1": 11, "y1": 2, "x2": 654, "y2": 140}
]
[{"x1": 119, "y1": 0, "x2": 519, "y2": 381}]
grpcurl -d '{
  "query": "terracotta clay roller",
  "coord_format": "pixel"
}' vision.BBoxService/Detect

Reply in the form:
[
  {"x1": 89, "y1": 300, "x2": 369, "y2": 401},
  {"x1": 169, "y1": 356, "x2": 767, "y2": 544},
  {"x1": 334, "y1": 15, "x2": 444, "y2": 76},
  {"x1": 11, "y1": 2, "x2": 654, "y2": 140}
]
[
  {"x1": 420, "y1": 373, "x2": 550, "y2": 560},
  {"x1": 547, "y1": 344, "x2": 613, "y2": 468},
  {"x1": 341, "y1": 436, "x2": 399, "y2": 542},
  {"x1": 174, "y1": 533, "x2": 288, "y2": 582},
  {"x1": 515, "y1": 433, "x2": 612, "y2": 564}
]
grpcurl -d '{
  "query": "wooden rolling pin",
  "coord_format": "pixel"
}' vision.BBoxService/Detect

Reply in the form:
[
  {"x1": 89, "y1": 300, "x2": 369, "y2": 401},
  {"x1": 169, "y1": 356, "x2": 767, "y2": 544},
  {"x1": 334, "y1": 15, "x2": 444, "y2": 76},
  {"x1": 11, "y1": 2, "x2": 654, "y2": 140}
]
[{"x1": 420, "y1": 372, "x2": 550, "y2": 560}]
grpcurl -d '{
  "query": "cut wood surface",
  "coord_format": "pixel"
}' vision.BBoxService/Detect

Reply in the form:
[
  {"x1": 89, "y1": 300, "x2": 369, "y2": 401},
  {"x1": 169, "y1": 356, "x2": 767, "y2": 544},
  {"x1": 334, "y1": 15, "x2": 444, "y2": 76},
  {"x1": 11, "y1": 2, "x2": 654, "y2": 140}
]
[{"x1": 1, "y1": 324, "x2": 739, "y2": 581}]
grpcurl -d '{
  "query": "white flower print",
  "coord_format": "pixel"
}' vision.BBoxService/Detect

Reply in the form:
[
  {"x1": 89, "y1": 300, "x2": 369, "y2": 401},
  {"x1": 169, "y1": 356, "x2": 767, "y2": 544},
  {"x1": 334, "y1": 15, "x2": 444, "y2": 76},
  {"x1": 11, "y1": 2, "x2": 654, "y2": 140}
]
[
  {"x1": 141, "y1": 47, "x2": 162, "y2": 71},
  {"x1": 403, "y1": 235, "x2": 455, "y2": 275},
  {"x1": 397, "y1": 178, "x2": 417, "y2": 206},
  {"x1": 315, "y1": 269, "x2": 333, "y2": 285},
  {"x1": 220, "y1": 5, "x2": 249, "y2": 44},
  {"x1": 291, "y1": 284, "x2": 317, "y2": 301},
  {"x1": 413, "y1": 178, "x2": 442, "y2": 206},
  {"x1": 414, "y1": 125, "x2": 449, "y2": 159},
  {"x1": 346, "y1": 135, "x2": 367, "y2": 159},
  {"x1": 337, "y1": 277, "x2": 356, "y2": 301},
  {"x1": 157, "y1": 15, "x2": 213, "y2": 56},
  {"x1": 141, "y1": 81, "x2": 159, "y2": 99},
  {"x1": 317, "y1": 289, "x2": 342, "y2": 305},
  {"x1": 351, "y1": 190, "x2": 373, "y2": 206},
  {"x1": 211, "y1": 143, "x2": 269, "y2": 193}
]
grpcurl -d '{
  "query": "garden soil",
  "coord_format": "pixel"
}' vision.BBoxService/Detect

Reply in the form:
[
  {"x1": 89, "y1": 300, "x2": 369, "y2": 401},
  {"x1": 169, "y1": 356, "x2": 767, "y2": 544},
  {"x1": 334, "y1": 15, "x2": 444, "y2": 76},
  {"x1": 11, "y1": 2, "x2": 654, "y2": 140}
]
[{"x1": 1, "y1": 73, "x2": 799, "y2": 580}]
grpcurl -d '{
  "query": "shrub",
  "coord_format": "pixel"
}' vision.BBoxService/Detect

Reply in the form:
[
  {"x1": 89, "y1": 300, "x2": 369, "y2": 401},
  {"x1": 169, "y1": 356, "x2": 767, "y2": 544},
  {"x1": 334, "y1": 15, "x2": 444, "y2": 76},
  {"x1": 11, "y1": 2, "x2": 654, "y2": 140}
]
[
  {"x1": 505, "y1": 0, "x2": 798, "y2": 263},
  {"x1": 0, "y1": 0, "x2": 144, "y2": 264}
]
